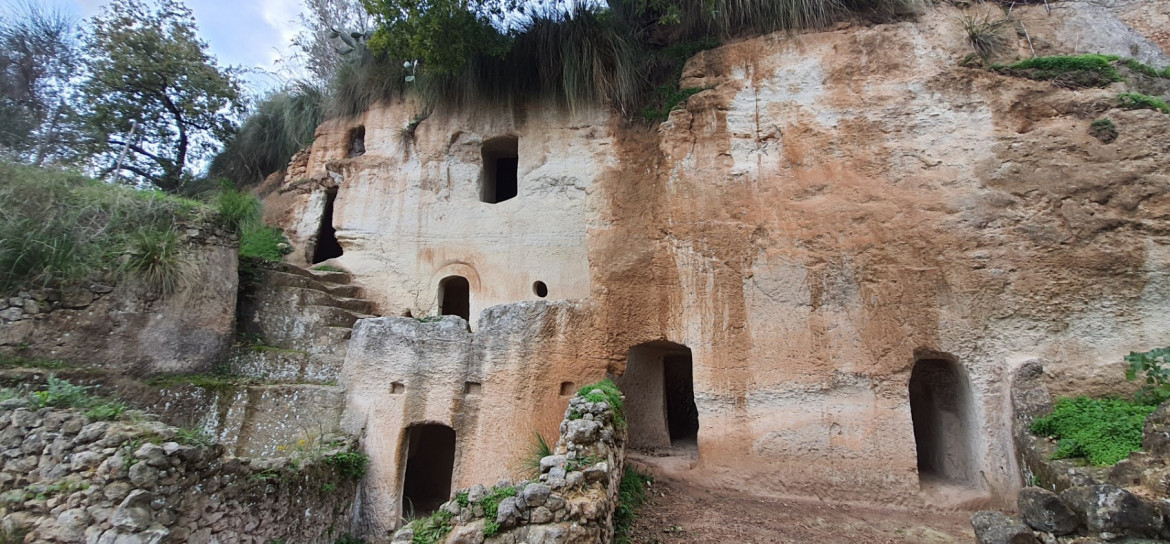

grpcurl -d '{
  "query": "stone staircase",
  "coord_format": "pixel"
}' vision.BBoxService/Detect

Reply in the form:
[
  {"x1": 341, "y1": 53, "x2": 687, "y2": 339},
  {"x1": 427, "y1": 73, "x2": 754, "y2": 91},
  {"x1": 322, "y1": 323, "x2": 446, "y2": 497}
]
[
  {"x1": 233, "y1": 262, "x2": 377, "y2": 383},
  {"x1": 180, "y1": 262, "x2": 380, "y2": 456}
]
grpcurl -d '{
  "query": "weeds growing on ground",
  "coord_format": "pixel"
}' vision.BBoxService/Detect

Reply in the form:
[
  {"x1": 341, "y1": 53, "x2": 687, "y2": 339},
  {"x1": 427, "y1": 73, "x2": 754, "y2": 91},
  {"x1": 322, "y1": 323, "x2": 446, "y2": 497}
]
[
  {"x1": 1031, "y1": 396, "x2": 1156, "y2": 466},
  {"x1": 1089, "y1": 118, "x2": 1118, "y2": 143},
  {"x1": 614, "y1": 467, "x2": 653, "y2": 544},
  {"x1": 998, "y1": 54, "x2": 1121, "y2": 87},
  {"x1": 26, "y1": 376, "x2": 128, "y2": 422}
]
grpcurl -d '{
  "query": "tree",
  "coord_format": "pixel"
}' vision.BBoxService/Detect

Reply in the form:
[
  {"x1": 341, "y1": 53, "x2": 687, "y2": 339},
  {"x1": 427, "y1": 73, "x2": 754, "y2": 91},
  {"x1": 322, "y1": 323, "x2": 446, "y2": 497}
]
[
  {"x1": 0, "y1": 2, "x2": 80, "y2": 164},
  {"x1": 79, "y1": 0, "x2": 244, "y2": 192}
]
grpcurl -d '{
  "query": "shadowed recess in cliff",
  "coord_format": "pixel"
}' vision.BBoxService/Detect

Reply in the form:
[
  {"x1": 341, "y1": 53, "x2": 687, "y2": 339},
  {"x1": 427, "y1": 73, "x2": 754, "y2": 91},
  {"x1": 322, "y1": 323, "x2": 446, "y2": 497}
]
[
  {"x1": 439, "y1": 275, "x2": 471, "y2": 321},
  {"x1": 401, "y1": 423, "x2": 457, "y2": 517},
  {"x1": 615, "y1": 341, "x2": 699, "y2": 452},
  {"x1": 311, "y1": 188, "x2": 343, "y2": 264},
  {"x1": 909, "y1": 355, "x2": 978, "y2": 486}
]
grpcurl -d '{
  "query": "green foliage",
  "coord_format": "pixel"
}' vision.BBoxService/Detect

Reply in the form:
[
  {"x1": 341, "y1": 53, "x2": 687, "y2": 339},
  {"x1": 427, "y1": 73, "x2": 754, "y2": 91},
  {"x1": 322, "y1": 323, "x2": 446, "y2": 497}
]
[
  {"x1": 312, "y1": 264, "x2": 346, "y2": 272},
  {"x1": 1121, "y1": 58, "x2": 1170, "y2": 79},
  {"x1": 1088, "y1": 118, "x2": 1117, "y2": 143},
  {"x1": 240, "y1": 225, "x2": 293, "y2": 262},
  {"x1": 174, "y1": 426, "x2": 213, "y2": 446},
  {"x1": 1001, "y1": 54, "x2": 1121, "y2": 87},
  {"x1": 641, "y1": 86, "x2": 707, "y2": 121},
  {"x1": 78, "y1": 0, "x2": 244, "y2": 192},
  {"x1": 0, "y1": 161, "x2": 207, "y2": 297},
  {"x1": 208, "y1": 83, "x2": 325, "y2": 187},
  {"x1": 120, "y1": 228, "x2": 188, "y2": 296},
  {"x1": 1031, "y1": 396, "x2": 1156, "y2": 466},
  {"x1": 614, "y1": 467, "x2": 652, "y2": 544},
  {"x1": 480, "y1": 485, "x2": 518, "y2": 536},
  {"x1": 410, "y1": 509, "x2": 454, "y2": 544},
  {"x1": 957, "y1": 11, "x2": 1013, "y2": 63},
  {"x1": 576, "y1": 378, "x2": 625, "y2": 427},
  {"x1": 1125, "y1": 346, "x2": 1170, "y2": 403},
  {"x1": 326, "y1": 450, "x2": 370, "y2": 479},
  {"x1": 215, "y1": 184, "x2": 262, "y2": 233},
  {"x1": 27, "y1": 376, "x2": 128, "y2": 421},
  {"x1": 523, "y1": 432, "x2": 553, "y2": 476},
  {"x1": 1117, "y1": 92, "x2": 1170, "y2": 114}
]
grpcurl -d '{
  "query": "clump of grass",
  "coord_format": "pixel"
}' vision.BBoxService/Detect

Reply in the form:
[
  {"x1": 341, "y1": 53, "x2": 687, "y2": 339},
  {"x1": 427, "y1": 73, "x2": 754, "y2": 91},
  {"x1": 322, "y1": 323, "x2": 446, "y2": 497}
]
[
  {"x1": 215, "y1": 182, "x2": 262, "y2": 233},
  {"x1": 999, "y1": 54, "x2": 1121, "y2": 87},
  {"x1": 410, "y1": 509, "x2": 454, "y2": 544},
  {"x1": 1031, "y1": 396, "x2": 1157, "y2": 466},
  {"x1": 240, "y1": 226, "x2": 292, "y2": 261},
  {"x1": 312, "y1": 264, "x2": 346, "y2": 273},
  {"x1": 523, "y1": 432, "x2": 553, "y2": 477},
  {"x1": 614, "y1": 467, "x2": 653, "y2": 544},
  {"x1": 958, "y1": 11, "x2": 1014, "y2": 63},
  {"x1": 27, "y1": 376, "x2": 128, "y2": 421},
  {"x1": 326, "y1": 450, "x2": 370, "y2": 479},
  {"x1": 120, "y1": 228, "x2": 189, "y2": 296},
  {"x1": 481, "y1": 485, "x2": 518, "y2": 536},
  {"x1": 576, "y1": 378, "x2": 625, "y2": 428},
  {"x1": 1088, "y1": 118, "x2": 1118, "y2": 143},
  {"x1": 1117, "y1": 92, "x2": 1170, "y2": 114},
  {"x1": 207, "y1": 83, "x2": 325, "y2": 187}
]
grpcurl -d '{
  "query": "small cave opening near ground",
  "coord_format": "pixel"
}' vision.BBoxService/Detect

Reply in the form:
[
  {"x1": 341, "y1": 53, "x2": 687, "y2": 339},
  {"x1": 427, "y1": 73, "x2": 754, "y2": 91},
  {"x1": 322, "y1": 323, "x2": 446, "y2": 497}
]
[
  {"x1": 614, "y1": 341, "x2": 699, "y2": 453},
  {"x1": 909, "y1": 355, "x2": 978, "y2": 487},
  {"x1": 311, "y1": 188, "x2": 343, "y2": 264},
  {"x1": 438, "y1": 275, "x2": 470, "y2": 321},
  {"x1": 480, "y1": 135, "x2": 518, "y2": 204},
  {"x1": 401, "y1": 424, "x2": 456, "y2": 518}
]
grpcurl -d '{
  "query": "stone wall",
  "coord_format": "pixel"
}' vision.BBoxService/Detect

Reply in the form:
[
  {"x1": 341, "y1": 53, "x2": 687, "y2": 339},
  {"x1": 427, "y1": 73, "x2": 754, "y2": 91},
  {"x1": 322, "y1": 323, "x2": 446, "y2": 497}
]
[
  {"x1": 0, "y1": 227, "x2": 238, "y2": 376},
  {"x1": 0, "y1": 399, "x2": 360, "y2": 543},
  {"x1": 390, "y1": 385, "x2": 627, "y2": 544}
]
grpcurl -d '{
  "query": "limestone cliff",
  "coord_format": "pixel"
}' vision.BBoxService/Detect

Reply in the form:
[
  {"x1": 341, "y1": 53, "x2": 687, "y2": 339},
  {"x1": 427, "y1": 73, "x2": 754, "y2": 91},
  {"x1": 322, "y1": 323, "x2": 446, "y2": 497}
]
[{"x1": 262, "y1": 0, "x2": 1170, "y2": 534}]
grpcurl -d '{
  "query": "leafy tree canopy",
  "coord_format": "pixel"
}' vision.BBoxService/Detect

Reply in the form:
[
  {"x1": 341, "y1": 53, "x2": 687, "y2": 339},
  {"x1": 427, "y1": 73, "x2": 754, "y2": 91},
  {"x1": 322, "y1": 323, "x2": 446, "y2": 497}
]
[{"x1": 79, "y1": 0, "x2": 244, "y2": 192}]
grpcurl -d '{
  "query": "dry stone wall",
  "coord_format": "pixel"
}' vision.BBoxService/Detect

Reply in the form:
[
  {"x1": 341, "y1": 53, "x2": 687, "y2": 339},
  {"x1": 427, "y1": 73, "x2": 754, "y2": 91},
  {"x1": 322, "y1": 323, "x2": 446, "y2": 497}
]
[
  {"x1": 390, "y1": 386, "x2": 627, "y2": 544},
  {"x1": 0, "y1": 228, "x2": 238, "y2": 376},
  {"x1": 0, "y1": 398, "x2": 360, "y2": 544}
]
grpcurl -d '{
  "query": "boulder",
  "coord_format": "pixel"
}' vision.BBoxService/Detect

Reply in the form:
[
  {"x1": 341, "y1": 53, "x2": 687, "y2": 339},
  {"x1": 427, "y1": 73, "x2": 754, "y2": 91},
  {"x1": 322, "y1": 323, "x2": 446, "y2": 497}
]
[
  {"x1": 971, "y1": 511, "x2": 1040, "y2": 544},
  {"x1": 1018, "y1": 487, "x2": 1079, "y2": 535},
  {"x1": 1059, "y1": 484, "x2": 1163, "y2": 538}
]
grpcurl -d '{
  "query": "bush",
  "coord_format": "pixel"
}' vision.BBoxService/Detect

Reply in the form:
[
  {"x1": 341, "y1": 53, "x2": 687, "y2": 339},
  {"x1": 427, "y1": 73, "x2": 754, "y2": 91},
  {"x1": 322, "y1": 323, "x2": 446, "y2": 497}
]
[
  {"x1": 207, "y1": 84, "x2": 325, "y2": 187},
  {"x1": 1117, "y1": 92, "x2": 1170, "y2": 114},
  {"x1": 576, "y1": 378, "x2": 625, "y2": 427},
  {"x1": 215, "y1": 183, "x2": 262, "y2": 233},
  {"x1": 1000, "y1": 54, "x2": 1121, "y2": 87},
  {"x1": 28, "y1": 376, "x2": 128, "y2": 421},
  {"x1": 1031, "y1": 396, "x2": 1156, "y2": 466},
  {"x1": 0, "y1": 162, "x2": 208, "y2": 297},
  {"x1": 958, "y1": 11, "x2": 1014, "y2": 63},
  {"x1": 120, "y1": 228, "x2": 189, "y2": 296},
  {"x1": 326, "y1": 450, "x2": 370, "y2": 479}
]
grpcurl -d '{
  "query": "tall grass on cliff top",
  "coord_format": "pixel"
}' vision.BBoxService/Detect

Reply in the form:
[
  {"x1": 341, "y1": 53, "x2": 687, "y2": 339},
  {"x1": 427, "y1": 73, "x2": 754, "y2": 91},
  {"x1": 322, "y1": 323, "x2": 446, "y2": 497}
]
[
  {"x1": 0, "y1": 161, "x2": 210, "y2": 297},
  {"x1": 208, "y1": 83, "x2": 326, "y2": 187}
]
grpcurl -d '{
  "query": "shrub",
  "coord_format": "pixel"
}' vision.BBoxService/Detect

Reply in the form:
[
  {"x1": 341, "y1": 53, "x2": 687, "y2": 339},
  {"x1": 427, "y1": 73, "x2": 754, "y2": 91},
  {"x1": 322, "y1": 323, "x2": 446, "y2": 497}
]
[
  {"x1": 410, "y1": 510, "x2": 453, "y2": 544},
  {"x1": 207, "y1": 83, "x2": 325, "y2": 187},
  {"x1": 120, "y1": 228, "x2": 189, "y2": 296},
  {"x1": 1000, "y1": 54, "x2": 1121, "y2": 87},
  {"x1": 1126, "y1": 346, "x2": 1170, "y2": 403},
  {"x1": 1088, "y1": 118, "x2": 1118, "y2": 143},
  {"x1": 28, "y1": 376, "x2": 128, "y2": 421},
  {"x1": 1117, "y1": 92, "x2": 1170, "y2": 114},
  {"x1": 1031, "y1": 396, "x2": 1156, "y2": 465},
  {"x1": 523, "y1": 432, "x2": 553, "y2": 477},
  {"x1": 215, "y1": 183, "x2": 262, "y2": 233},
  {"x1": 614, "y1": 467, "x2": 652, "y2": 544}
]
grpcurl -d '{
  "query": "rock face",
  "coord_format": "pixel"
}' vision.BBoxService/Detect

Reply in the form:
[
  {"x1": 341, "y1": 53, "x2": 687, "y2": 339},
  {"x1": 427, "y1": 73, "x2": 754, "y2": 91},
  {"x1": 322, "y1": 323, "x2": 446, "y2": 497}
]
[
  {"x1": 264, "y1": 0, "x2": 1170, "y2": 534},
  {"x1": 0, "y1": 227, "x2": 238, "y2": 375},
  {"x1": 0, "y1": 401, "x2": 360, "y2": 544}
]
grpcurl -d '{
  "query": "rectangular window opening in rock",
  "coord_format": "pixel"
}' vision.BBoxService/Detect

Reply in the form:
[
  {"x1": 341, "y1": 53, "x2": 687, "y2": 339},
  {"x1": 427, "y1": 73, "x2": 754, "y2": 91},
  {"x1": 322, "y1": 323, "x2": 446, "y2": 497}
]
[{"x1": 480, "y1": 135, "x2": 518, "y2": 204}]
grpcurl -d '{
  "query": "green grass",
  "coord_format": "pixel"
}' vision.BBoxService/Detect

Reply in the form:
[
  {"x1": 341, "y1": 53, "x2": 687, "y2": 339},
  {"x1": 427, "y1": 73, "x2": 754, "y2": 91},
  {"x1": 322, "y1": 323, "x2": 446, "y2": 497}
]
[
  {"x1": 576, "y1": 378, "x2": 626, "y2": 428},
  {"x1": 240, "y1": 225, "x2": 292, "y2": 261},
  {"x1": 1118, "y1": 92, "x2": 1170, "y2": 114},
  {"x1": 1088, "y1": 118, "x2": 1117, "y2": 143},
  {"x1": 0, "y1": 162, "x2": 212, "y2": 297},
  {"x1": 480, "y1": 485, "x2": 518, "y2": 536},
  {"x1": 1121, "y1": 58, "x2": 1170, "y2": 79},
  {"x1": 312, "y1": 265, "x2": 346, "y2": 273},
  {"x1": 614, "y1": 467, "x2": 653, "y2": 544},
  {"x1": 326, "y1": 450, "x2": 370, "y2": 479},
  {"x1": 215, "y1": 183, "x2": 262, "y2": 233},
  {"x1": 523, "y1": 432, "x2": 553, "y2": 477},
  {"x1": 1000, "y1": 54, "x2": 1121, "y2": 87},
  {"x1": 208, "y1": 83, "x2": 325, "y2": 187},
  {"x1": 1031, "y1": 396, "x2": 1157, "y2": 466},
  {"x1": 26, "y1": 376, "x2": 128, "y2": 421}
]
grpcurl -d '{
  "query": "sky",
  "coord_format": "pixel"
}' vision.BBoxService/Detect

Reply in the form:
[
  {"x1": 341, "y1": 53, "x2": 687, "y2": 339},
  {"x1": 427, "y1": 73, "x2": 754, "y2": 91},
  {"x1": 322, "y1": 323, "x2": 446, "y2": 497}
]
[{"x1": 21, "y1": 0, "x2": 305, "y2": 92}]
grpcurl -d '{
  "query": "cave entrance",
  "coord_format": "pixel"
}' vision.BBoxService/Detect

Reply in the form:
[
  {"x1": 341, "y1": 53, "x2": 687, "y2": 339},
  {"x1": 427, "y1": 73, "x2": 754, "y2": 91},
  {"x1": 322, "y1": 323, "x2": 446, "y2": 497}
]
[
  {"x1": 614, "y1": 341, "x2": 699, "y2": 453},
  {"x1": 401, "y1": 424, "x2": 456, "y2": 517},
  {"x1": 438, "y1": 276, "x2": 470, "y2": 322},
  {"x1": 909, "y1": 355, "x2": 976, "y2": 486},
  {"x1": 480, "y1": 136, "x2": 518, "y2": 204},
  {"x1": 311, "y1": 188, "x2": 343, "y2": 264}
]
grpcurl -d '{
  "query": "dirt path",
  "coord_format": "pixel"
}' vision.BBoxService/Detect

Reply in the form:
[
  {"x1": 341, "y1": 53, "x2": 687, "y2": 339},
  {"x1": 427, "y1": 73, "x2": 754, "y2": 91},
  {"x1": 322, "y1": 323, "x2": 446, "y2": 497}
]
[{"x1": 624, "y1": 474, "x2": 976, "y2": 544}]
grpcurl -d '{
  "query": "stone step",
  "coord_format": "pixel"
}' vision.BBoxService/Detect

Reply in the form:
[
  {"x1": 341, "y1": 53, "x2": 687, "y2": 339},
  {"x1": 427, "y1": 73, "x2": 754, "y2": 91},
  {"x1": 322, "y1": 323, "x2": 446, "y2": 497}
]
[
  {"x1": 271, "y1": 286, "x2": 374, "y2": 315},
  {"x1": 262, "y1": 269, "x2": 363, "y2": 299},
  {"x1": 227, "y1": 348, "x2": 344, "y2": 384},
  {"x1": 274, "y1": 262, "x2": 352, "y2": 285}
]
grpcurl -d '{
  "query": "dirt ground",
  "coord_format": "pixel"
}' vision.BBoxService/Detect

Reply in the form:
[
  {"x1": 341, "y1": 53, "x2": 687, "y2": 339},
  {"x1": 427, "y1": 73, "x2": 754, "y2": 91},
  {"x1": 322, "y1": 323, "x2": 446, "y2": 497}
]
[{"x1": 624, "y1": 473, "x2": 977, "y2": 544}]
